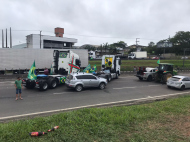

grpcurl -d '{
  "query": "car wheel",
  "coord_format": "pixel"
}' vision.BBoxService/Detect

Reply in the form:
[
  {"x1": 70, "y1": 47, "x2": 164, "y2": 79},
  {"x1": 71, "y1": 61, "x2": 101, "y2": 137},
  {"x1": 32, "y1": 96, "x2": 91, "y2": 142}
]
[
  {"x1": 180, "y1": 85, "x2": 185, "y2": 91},
  {"x1": 99, "y1": 83, "x2": 105, "y2": 90},
  {"x1": 147, "y1": 76, "x2": 152, "y2": 81},
  {"x1": 139, "y1": 77, "x2": 143, "y2": 80},
  {"x1": 75, "y1": 85, "x2": 83, "y2": 92}
]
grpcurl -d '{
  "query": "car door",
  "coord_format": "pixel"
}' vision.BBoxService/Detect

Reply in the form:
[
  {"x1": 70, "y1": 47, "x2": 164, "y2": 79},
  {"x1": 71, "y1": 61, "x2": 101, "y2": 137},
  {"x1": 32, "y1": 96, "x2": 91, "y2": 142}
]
[
  {"x1": 182, "y1": 77, "x2": 190, "y2": 88},
  {"x1": 76, "y1": 75, "x2": 90, "y2": 87},
  {"x1": 87, "y1": 75, "x2": 99, "y2": 87}
]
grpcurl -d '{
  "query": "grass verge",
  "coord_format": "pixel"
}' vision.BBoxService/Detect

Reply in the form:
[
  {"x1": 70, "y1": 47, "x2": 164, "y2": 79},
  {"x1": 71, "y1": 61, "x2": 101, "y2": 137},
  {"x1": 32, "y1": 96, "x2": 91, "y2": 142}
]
[{"x1": 0, "y1": 95, "x2": 190, "y2": 142}]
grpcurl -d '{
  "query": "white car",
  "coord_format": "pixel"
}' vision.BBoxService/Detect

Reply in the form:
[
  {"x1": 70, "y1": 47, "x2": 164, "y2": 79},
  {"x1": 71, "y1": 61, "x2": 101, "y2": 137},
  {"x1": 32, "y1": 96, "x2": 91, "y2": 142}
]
[
  {"x1": 167, "y1": 75, "x2": 190, "y2": 90},
  {"x1": 136, "y1": 67, "x2": 157, "y2": 81}
]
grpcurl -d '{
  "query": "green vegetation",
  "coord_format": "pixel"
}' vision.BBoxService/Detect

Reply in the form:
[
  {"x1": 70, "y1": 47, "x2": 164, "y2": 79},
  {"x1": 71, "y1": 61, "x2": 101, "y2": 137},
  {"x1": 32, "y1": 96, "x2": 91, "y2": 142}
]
[
  {"x1": 89, "y1": 59, "x2": 190, "y2": 71},
  {"x1": 0, "y1": 95, "x2": 190, "y2": 142}
]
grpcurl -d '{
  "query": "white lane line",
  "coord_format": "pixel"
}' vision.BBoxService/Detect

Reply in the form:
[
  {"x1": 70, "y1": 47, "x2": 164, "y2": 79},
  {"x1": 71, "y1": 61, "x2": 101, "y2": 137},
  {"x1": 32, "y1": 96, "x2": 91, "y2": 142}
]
[
  {"x1": 148, "y1": 85, "x2": 161, "y2": 87},
  {"x1": 113, "y1": 87, "x2": 136, "y2": 89},
  {"x1": 0, "y1": 91, "x2": 189, "y2": 120},
  {"x1": 0, "y1": 81, "x2": 14, "y2": 84},
  {"x1": 53, "y1": 92, "x2": 72, "y2": 94}
]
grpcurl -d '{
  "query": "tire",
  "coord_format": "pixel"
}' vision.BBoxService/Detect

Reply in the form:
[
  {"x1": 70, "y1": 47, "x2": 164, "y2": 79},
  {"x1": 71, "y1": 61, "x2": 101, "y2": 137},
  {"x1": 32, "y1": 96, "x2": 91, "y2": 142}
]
[
  {"x1": 47, "y1": 77, "x2": 57, "y2": 89},
  {"x1": 180, "y1": 85, "x2": 185, "y2": 91},
  {"x1": 139, "y1": 77, "x2": 143, "y2": 80},
  {"x1": 163, "y1": 73, "x2": 172, "y2": 83},
  {"x1": 25, "y1": 80, "x2": 36, "y2": 89},
  {"x1": 107, "y1": 75, "x2": 111, "y2": 82},
  {"x1": 75, "y1": 84, "x2": 83, "y2": 92},
  {"x1": 154, "y1": 73, "x2": 159, "y2": 82},
  {"x1": 39, "y1": 80, "x2": 48, "y2": 91},
  {"x1": 99, "y1": 83, "x2": 105, "y2": 90},
  {"x1": 167, "y1": 86, "x2": 171, "y2": 88},
  {"x1": 147, "y1": 76, "x2": 152, "y2": 81},
  {"x1": 116, "y1": 73, "x2": 118, "y2": 79}
]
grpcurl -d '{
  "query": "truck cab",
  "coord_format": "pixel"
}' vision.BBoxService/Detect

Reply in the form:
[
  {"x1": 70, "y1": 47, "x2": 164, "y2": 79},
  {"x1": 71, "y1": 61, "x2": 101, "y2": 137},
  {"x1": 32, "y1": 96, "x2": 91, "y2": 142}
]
[{"x1": 101, "y1": 55, "x2": 121, "y2": 79}]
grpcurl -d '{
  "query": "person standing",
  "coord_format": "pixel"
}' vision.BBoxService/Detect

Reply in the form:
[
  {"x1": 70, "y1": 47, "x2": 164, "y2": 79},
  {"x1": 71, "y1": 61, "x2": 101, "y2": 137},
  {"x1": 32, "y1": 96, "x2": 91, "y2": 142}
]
[{"x1": 14, "y1": 77, "x2": 23, "y2": 100}]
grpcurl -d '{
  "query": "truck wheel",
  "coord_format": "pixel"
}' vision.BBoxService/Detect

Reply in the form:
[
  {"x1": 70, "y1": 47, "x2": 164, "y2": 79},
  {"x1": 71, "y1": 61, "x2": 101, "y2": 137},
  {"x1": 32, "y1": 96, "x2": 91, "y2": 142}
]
[
  {"x1": 47, "y1": 77, "x2": 57, "y2": 89},
  {"x1": 116, "y1": 73, "x2": 118, "y2": 79},
  {"x1": 147, "y1": 76, "x2": 152, "y2": 81},
  {"x1": 25, "y1": 80, "x2": 36, "y2": 89},
  {"x1": 107, "y1": 75, "x2": 111, "y2": 82},
  {"x1": 75, "y1": 85, "x2": 83, "y2": 92},
  {"x1": 99, "y1": 83, "x2": 105, "y2": 90},
  {"x1": 139, "y1": 77, "x2": 143, "y2": 80},
  {"x1": 163, "y1": 73, "x2": 172, "y2": 83},
  {"x1": 40, "y1": 81, "x2": 48, "y2": 91}
]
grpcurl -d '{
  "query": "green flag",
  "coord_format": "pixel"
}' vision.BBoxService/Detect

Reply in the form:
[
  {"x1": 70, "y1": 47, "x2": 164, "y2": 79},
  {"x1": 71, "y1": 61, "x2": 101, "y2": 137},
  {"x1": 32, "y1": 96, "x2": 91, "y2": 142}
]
[
  {"x1": 90, "y1": 64, "x2": 97, "y2": 73},
  {"x1": 27, "y1": 61, "x2": 37, "y2": 80},
  {"x1": 157, "y1": 59, "x2": 160, "y2": 64},
  {"x1": 83, "y1": 64, "x2": 91, "y2": 72}
]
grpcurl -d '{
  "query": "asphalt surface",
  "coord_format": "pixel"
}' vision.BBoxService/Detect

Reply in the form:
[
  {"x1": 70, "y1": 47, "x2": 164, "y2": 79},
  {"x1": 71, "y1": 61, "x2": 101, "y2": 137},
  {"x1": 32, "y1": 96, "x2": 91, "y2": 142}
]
[{"x1": 0, "y1": 73, "x2": 190, "y2": 120}]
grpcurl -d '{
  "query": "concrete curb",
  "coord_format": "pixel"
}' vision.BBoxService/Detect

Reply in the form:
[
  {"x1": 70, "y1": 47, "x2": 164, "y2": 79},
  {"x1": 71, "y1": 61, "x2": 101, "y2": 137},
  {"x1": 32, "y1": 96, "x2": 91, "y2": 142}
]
[{"x1": 0, "y1": 91, "x2": 189, "y2": 122}]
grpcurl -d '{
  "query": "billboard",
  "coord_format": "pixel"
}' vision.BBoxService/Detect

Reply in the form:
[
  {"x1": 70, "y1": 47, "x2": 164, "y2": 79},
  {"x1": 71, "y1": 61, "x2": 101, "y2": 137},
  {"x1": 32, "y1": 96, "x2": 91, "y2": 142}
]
[{"x1": 157, "y1": 42, "x2": 173, "y2": 48}]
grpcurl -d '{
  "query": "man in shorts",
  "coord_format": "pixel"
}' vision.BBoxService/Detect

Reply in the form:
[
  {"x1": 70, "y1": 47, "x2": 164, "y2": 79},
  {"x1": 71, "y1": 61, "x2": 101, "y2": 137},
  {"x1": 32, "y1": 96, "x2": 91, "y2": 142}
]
[{"x1": 14, "y1": 77, "x2": 23, "y2": 100}]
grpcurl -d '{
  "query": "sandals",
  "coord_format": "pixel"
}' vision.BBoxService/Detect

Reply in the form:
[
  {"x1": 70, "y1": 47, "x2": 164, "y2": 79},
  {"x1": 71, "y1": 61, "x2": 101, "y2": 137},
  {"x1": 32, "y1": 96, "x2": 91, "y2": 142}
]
[
  {"x1": 20, "y1": 98, "x2": 23, "y2": 100},
  {"x1": 15, "y1": 98, "x2": 18, "y2": 101}
]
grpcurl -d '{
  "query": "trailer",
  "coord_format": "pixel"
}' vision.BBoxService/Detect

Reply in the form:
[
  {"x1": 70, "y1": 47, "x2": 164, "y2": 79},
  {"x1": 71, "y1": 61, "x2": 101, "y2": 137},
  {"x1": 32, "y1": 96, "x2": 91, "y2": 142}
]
[
  {"x1": 0, "y1": 48, "x2": 88, "y2": 74},
  {"x1": 22, "y1": 50, "x2": 82, "y2": 91}
]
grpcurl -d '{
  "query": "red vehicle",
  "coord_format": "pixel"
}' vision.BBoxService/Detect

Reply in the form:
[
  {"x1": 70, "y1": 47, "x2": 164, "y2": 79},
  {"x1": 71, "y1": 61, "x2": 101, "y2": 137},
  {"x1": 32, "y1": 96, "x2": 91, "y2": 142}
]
[{"x1": 152, "y1": 57, "x2": 159, "y2": 60}]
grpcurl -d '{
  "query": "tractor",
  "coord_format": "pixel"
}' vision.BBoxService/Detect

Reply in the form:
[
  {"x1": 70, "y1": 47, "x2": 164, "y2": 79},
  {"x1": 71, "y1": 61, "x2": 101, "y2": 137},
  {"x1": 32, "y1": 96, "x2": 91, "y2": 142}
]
[{"x1": 154, "y1": 63, "x2": 177, "y2": 83}]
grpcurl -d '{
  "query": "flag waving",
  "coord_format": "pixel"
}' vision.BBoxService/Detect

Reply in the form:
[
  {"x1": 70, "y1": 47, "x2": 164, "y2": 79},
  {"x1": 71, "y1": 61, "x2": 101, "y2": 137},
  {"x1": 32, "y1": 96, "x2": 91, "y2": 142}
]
[
  {"x1": 90, "y1": 64, "x2": 97, "y2": 73},
  {"x1": 157, "y1": 59, "x2": 160, "y2": 64},
  {"x1": 27, "y1": 61, "x2": 37, "y2": 80},
  {"x1": 83, "y1": 64, "x2": 91, "y2": 73}
]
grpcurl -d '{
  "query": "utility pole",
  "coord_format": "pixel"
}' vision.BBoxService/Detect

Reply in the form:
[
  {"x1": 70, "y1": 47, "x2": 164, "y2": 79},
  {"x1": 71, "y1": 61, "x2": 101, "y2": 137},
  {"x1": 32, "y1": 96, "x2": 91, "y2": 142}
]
[
  {"x1": 136, "y1": 38, "x2": 140, "y2": 51},
  {"x1": 6, "y1": 28, "x2": 7, "y2": 48},
  {"x1": 2, "y1": 29, "x2": 4, "y2": 48},
  {"x1": 10, "y1": 27, "x2": 12, "y2": 48},
  {"x1": 40, "y1": 31, "x2": 42, "y2": 49}
]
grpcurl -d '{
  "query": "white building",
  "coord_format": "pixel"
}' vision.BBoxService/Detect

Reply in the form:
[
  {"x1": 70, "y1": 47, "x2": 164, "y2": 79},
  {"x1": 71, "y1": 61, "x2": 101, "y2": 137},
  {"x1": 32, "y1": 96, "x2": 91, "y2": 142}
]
[{"x1": 26, "y1": 27, "x2": 77, "y2": 49}]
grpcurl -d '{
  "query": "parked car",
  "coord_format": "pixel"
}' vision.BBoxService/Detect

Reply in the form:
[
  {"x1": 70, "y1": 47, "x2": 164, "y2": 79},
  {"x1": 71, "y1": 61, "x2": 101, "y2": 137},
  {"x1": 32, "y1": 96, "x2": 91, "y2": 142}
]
[
  {"x1": 136, "y1": 67, "x2": 157, "y2": 81},
  {"x1": 152, "y1": 57, "x2": 159, "y2": 60},
  {"x1": 65, "y1": 72, "x2": 107, "y2": 92},
  {"x1": 167, "y1": 75, "x2": 190, "y2": 90},
  {"x1": 181, "y1": 56, "x2": 188, "y2": 59}
]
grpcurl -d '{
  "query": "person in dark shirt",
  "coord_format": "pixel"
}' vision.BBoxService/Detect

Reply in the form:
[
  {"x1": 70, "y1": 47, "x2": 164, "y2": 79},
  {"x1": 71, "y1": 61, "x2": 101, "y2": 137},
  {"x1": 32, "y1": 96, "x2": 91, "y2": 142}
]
[{"x1": 14, "y1": 77, "x2": 23, "y2": 100}]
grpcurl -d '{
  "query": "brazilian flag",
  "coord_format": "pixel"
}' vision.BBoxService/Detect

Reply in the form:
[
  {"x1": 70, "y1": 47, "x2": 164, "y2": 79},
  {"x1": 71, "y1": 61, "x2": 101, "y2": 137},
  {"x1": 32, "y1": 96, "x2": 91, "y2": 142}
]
[
  {"x1": 90, "y1": 64, "x2": 97, "y2": 73},
  {"x1": 27, "y1": 61, "x2": 37, "y2": 80},
  {"x1": 157, "y1": 59, "x2": 160, "y2": 64},
  {"x1": 60, "y1": 77, "x2": 66, "y2": 84},
  {"x1": 83, "y1": 64, "x2": 91, "y2": 72}
]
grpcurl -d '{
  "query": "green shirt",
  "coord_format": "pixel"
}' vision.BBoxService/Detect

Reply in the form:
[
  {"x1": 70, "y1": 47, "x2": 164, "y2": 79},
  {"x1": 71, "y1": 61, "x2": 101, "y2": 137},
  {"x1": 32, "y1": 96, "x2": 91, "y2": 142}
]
[{"x1": 15, "y1": 80, "x2": 22, "y2": 89}]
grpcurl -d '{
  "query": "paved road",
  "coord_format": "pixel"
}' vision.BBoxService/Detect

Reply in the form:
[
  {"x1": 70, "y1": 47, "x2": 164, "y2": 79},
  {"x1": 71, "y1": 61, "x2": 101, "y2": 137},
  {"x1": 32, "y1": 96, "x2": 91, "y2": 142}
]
[{"x1": 0, "y1": 73, "x2": 190, "y2": 120}]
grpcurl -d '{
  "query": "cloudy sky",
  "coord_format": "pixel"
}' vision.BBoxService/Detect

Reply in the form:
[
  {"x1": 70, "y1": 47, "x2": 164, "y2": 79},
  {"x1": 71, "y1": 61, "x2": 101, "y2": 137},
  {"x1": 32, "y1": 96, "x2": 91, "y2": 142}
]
[{"x1": 0, "y1": 0, "x2": 190, "y2": 47}]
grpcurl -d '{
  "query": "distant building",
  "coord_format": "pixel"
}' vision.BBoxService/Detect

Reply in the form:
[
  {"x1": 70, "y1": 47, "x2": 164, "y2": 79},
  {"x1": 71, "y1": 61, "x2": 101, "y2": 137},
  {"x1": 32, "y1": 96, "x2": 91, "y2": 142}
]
[
  {"x1": 12, "y1": 43, "x2": 27, "y2": 49},
  {"x1": 26, "y1": 27, "x2": 77, "y2": 49}
]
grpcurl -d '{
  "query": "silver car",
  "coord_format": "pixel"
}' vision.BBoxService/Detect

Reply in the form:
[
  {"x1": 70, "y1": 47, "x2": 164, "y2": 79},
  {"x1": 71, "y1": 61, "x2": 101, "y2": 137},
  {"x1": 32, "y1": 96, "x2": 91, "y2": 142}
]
[
  {"x1": 167, "y1": 75, "x2": 190, "y2": 90},
  {"x1": 65, "y1": 72, "x2": 107, "y2": 92}
]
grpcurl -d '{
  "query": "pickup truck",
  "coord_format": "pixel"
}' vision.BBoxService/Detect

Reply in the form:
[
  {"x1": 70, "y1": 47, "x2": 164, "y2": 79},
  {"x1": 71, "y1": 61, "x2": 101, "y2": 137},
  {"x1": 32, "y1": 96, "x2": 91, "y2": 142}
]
[{"x1": 136, "y1": 67, "x2": 157, "y2": 81}]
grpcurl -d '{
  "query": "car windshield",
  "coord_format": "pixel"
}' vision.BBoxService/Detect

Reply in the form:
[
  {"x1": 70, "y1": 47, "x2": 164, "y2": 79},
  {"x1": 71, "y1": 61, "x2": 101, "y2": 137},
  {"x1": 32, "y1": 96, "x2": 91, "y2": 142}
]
[
  {"x1": 104, "y1": 70, "x2": 110, "y2": 73},
  {"x1": 170, "y1": 77, "x2": 181, "y2": 81},
  {"x1": 67, "y1": 74, "x2": 73, "y2": 80}
]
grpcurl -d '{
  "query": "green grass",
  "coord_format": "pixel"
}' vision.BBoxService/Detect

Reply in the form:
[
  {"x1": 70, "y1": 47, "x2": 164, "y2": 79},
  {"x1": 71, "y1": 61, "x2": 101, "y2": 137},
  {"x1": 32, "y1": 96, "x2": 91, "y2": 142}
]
[
  {"x1": 0, "y1": 95, "x2": 190, "y2": 142},
  {"x1": 89, "y1": 59, "x2": 190, "y2": 71}
]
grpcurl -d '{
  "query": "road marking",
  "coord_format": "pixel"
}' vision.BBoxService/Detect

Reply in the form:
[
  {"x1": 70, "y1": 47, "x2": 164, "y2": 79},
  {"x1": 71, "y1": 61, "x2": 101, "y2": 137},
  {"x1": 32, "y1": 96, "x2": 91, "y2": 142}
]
[
  {"x1": 148, "y1": 85, "x2": 161, "y2": 87},
  {"x1": 0, "y1": 91, "x2": 189, "y2": 121},
  {"x1": 53, "y1": 92, "x2": 73, "y2": 94},
  {"x1": 0, "y1": 81, "x2": 14, "y2": 84},
  {"x1": 113, "y1": 87, "x2": 136, "y2": 89}
]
